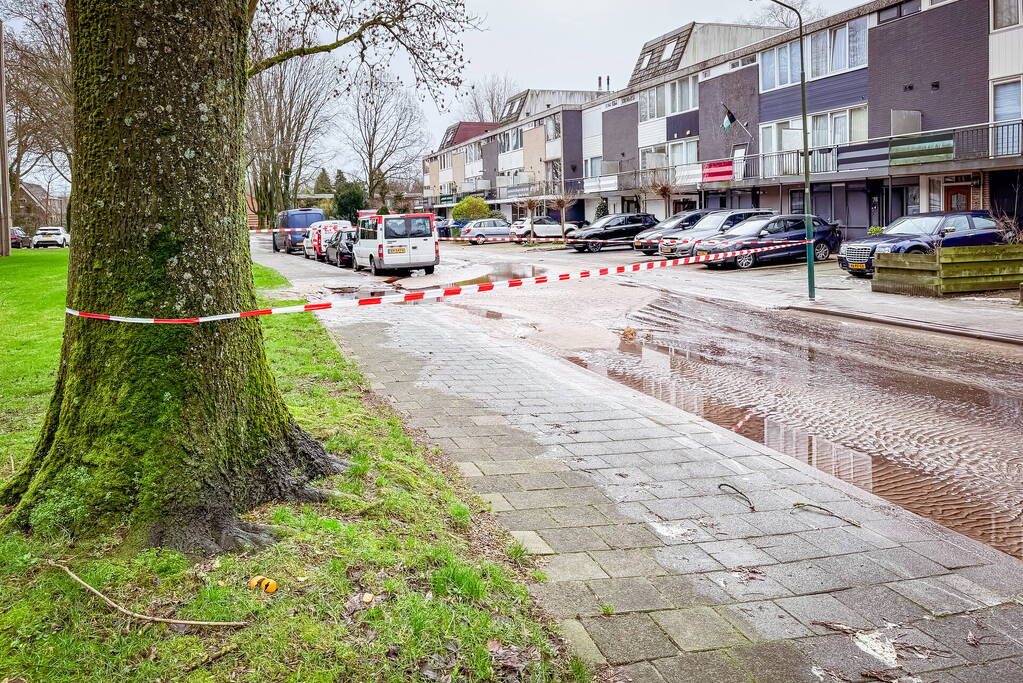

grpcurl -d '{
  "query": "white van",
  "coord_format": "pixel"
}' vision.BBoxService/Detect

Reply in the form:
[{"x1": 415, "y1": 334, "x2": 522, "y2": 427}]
[
  {"x1": 304, "y1": 220, "x2": 352, "y2": 261},
  {"x1": 352, "y1": 213, "x2": 438, "y2": 275}
]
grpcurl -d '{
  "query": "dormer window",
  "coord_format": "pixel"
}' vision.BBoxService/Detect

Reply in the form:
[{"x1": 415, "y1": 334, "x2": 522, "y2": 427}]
[
  {"x1": 661, "y1": 40, "x2": 676, "y2": 62},
  {"x1": 640, "y1": 53, "x2": 651, "y2": 70}
]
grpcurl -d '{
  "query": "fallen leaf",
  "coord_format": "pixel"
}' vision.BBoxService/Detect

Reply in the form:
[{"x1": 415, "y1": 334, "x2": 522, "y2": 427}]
[{"x1": 361, "y1": 592, "x2": 374, "y2": 604}]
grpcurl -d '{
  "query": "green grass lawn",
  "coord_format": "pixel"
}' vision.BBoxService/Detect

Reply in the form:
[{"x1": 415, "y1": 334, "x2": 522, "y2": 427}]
[{"x1": 0, "y1": 250, "x2": 585, "y2": 682}]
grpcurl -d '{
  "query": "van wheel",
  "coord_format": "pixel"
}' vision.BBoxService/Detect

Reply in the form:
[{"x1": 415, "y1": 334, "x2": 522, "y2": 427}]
[
  {"x1": 304, "y1": 250, "x2": 310, "y2": 259},
  {"x1": 370, "y1": 257, "x2": 380, "y2": 276},
  {"x1": 423, "y1": 266, "x2": 435, "y2": 275}
]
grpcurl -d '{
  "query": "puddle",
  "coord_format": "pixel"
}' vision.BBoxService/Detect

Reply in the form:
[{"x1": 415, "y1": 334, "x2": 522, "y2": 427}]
[{"x1": 570, "y1": 293, "x2": 1023, "y2": 558}]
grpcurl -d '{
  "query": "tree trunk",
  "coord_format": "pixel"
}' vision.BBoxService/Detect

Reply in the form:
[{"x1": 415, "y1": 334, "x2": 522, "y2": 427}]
[{"x1": 0, "y1": 0, "x2": 345, "y2": 554}]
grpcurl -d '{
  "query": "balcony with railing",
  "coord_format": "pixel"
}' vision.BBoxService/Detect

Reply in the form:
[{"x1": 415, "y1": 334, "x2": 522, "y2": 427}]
[{"x1": 422, "y1": 120, "x2": 1021, "y2": 208}]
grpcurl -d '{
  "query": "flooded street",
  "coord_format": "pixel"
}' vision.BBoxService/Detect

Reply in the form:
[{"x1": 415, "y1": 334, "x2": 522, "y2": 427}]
[{"x1": 570, "y1": 293, "x2": 1023, "y2": 558}]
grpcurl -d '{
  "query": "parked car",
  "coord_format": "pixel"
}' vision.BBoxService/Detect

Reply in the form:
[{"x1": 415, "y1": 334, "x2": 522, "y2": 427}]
[
  {"x1": 32, "y1": 226, "x2": 70, "y2": 248},
  {"x1": 658, "y1": 209, "x2": 775, "y2": 259},
  {"x1": 352, "y1": 213, "x2": 438, "y2": 275},
  {"x1": 838, "y1": 211, "x2": 1002, "y2": 277},
  {"x1": 693, "y1": 214, "x2": 840, "y2": 269},
  {"x1": 272, "y1": 208, "x2": 324, "y2": 253},
  {"x1": 509, "y1": 216, "x2": 563, "y2": 238},
  {"x1": 303, "y1": 220, "x2": 352, "y2": 260},
  {"x1": 633, "y1": 210, "x2": 717, "y2": 255},
  {"x1": 462, "y1": 218, "x2": 512, "y2": 244},
  {"x1": 325, "y1": 227, "x2": 358, "y2": 268},
  {"x1": 10, "y1": 227, "x2": 30, "y2": 249},
  {"x1": 565, "y1": 213, "x2": 659, "y2": 252}
]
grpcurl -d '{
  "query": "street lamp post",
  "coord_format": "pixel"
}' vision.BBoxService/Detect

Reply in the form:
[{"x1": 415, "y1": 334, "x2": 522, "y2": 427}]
[{"x1": 758, "y1": 0, "x2": 815, "y2": 300}]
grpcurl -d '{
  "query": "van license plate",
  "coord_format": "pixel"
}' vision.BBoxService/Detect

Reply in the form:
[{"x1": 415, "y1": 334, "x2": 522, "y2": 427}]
[
  {"x1": 388, "y1": 248, "x2": 406, "y2": 254},
  {"x1": 849, "y1": 263, "x2": 866, "y2": 269}
]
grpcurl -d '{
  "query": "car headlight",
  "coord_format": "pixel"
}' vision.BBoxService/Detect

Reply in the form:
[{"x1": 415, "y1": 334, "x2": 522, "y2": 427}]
[
  {"x1": 839, "y1": 244, "x2": 849, "y2": 255},
  {"x1": 874, "y1": 245, "x2": 894, "y2": 254}
]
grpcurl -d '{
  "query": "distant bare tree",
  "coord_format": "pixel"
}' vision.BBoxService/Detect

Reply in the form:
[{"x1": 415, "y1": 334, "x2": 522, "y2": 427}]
[
  {"x1": 457, "y1": 73, "x2": 519, "y2": 122},
  {"x1": 1, "y1": 0, "x2": 73, "y2": 187},
  {"x1": 516, "y1": 197, "x2": 544, "y2": 241},
  {"x1": 737, "y1": 0, "x2": 826, "y2": 27},
  {"x1": 550, "y1": 189, "x2": 578, "y2": 240},
  {"x1": 340, "y1": 74, "x2": 429, "y2": 206},
  {"x1": 642, "y1": 172, "x2": 679, "y2": 218},
  {"x1": 246, "y1": 23, "x2": 337, "y2": 228}
]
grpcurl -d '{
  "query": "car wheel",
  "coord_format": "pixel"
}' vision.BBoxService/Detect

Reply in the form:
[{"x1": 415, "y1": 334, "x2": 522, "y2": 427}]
[
  {"x1": 906, "y1": 247, "x2": 928, "y2": 255},
  {"x1": 586, "y1": 242, "x2": 603, "y2": 253},
  {"x1": 735, "y1": 252, "x2": 756, "y2": 270},
  {"x1": 423, "y1": 266, "x2": 435, "y2": 275},
  {"x1": 813, "y1": 242, "x2": 831, "y2": 261},
  {"x1": 474, "y1": 235, "x2": 487, "y2": 245},
  {"x1": 573, "y1": 247, "x2": 587, "y2": 253}
]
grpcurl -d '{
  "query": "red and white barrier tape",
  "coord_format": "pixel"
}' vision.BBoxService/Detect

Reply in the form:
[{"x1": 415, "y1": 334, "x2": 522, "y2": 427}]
[
  {"x1": 731, "y1": 412, "x2": 754, "y2": 432},
  {"x1": 65, "y1": 242, "x2": 809, "y2": 324}
]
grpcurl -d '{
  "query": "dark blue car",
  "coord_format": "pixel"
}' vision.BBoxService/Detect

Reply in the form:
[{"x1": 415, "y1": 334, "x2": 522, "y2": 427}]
[
  {"x1": 273, "y1": 208, "x2": 325, "y2": 253},
  {"x1": 838, "y1": 211, "x2": 1002, "y2": 277},
  {"x1": 694, "y1": 214, "x2": 841, "y2": 269}
]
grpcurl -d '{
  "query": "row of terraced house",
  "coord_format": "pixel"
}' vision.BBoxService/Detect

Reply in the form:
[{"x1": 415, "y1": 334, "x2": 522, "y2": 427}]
[{"x1": 421, "y1": 0, "x2": 1023, "y2": 239}]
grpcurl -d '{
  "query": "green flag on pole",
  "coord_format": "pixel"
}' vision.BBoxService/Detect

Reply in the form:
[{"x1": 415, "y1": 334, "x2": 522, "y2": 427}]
[{"x1": 722, "y1": 108, "x2": 737, "y2": 131}]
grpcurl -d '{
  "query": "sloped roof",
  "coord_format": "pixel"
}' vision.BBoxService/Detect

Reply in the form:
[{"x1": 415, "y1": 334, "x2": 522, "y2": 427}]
[
  {"x1": 439, "y1": 122, "x2": 497, "y2": 151},
  {"x1": 628, "y1": 24, "x2": 694, "y2": 88},
  {"x1": 18, "y1": 182, "x2": 48, "y2": 209}
]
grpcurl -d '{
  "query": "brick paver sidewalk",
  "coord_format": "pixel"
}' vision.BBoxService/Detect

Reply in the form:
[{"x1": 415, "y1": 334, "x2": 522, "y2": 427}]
[{"x1": 318, "y1": 302, "x2": 1023, "y2": 682}]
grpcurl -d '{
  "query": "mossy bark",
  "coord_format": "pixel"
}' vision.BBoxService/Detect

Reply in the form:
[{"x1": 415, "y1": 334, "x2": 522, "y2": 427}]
[{"x1": 0, "y1": 0, "x2": 345, "y2": 554}]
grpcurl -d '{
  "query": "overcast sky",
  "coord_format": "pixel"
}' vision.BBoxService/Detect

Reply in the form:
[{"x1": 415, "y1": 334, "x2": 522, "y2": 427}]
[{"x1": 419, "y1": 0, "x2": 863, "y2": 136}]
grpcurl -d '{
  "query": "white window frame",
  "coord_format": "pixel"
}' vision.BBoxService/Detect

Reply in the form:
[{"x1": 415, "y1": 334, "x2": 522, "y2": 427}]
[
  {"x1": 669, "y1": 138, "x2": 699, "y2": 165},
  {"x1": 584, "y1": 156, "x2": 603, "y2": 178},
  {"x1": 640, "y1": 53, "x2": 652, "y2": 70},
  {"x1": 668, "y1": 75, "x2": 699, "y2": 115},
  {"x1": 759, "y1": 17, "x2": 868, "y2": 93},
  {"x1": 638, "y1": 85, "x2": 667, "y2": 123},
  {"x1": 760, "y1": 105, "x2": 869, "y2": 154},
  {"x1": 992, "y1": 0, "x2": 1022, "y2": 31},
  {"x1": 640, "y1": 144, "x2": 669, "y2": 170}
]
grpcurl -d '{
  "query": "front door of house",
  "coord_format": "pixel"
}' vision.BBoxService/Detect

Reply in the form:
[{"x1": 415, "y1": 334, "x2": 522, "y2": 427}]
[{"x1": 944, "y1": 185, "x2": 971, "y2": 212}]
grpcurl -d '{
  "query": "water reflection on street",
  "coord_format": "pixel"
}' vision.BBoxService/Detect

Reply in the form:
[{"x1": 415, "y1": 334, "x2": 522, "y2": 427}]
[{"x1": 570, "y1": 293, "x2": 1023, "y2": 558}]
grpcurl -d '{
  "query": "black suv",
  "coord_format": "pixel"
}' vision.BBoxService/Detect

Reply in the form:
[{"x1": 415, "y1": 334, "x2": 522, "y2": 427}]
[{"x1": 567, "y1": 213, "x2": 659, "y2": 252}]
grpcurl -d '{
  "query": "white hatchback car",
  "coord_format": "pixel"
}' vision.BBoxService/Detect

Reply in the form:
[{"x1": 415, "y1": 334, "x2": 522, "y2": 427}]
[
  {"x1": 32, "y1": 226, "x2": 70, "y2": 248},
  {"x1": 509, "y1": 216, "x2": 564, "y2": 238},
  {"x1": 303, "y1": 220, "x2": 352, "y2": 261}
]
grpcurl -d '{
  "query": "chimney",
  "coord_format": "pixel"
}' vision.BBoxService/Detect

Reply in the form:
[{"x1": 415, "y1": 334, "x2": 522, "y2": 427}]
[
  {"x1": 598, "y1": 76, "x2": 602, "y2": 90},
  {"x1": 606, "y1": 75, "x2": 611, "y2": 91}
]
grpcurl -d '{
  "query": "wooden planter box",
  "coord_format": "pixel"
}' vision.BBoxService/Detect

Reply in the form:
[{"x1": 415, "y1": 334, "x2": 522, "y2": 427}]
[{"x1": 872, "y1": 245, "x2": 1023, "y2": 297}]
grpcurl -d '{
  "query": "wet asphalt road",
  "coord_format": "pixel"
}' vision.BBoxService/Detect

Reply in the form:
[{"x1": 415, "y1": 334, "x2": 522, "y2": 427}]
[{"x1": 257, "y1": 238, "x2": 1023, "y2": 559}]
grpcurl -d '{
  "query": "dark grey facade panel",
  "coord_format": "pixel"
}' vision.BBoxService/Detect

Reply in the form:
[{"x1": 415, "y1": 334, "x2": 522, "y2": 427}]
[
  {"x1": 759, "y1": 68, "x2": 869, "y2": 124},
  {"x1": 867, "y1": 0, "x2": 988, "y2": 138},
  {"x1": 482, "y1": 140, "x2": 498, "y2": 185},
  {"x1": 603, "y1": 103, "x2": 640, "y2": 172},
  {"x1": 667, "y1": 111, "x2": 700, "y2": 141},
  {"x1": 699, "y1": 66, "x2": 760, "y2": 161},
  {"x1": 562, "y1": 110, "x2": 584, "y2": 180}
]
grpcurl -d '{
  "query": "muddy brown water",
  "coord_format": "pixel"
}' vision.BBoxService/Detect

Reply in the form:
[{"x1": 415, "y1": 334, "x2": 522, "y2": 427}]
[{"x1": 570, "y1": 293, "x2": 1023, "y2": 558}]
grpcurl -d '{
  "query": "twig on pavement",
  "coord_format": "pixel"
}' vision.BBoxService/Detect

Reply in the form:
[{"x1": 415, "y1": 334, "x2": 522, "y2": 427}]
[{"x1": 718, "y1": 483, "x2": 756, "y2": 511}]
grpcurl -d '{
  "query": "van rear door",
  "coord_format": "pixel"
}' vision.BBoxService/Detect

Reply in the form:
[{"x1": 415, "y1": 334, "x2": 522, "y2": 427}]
[
  {"x1": 407, "y1": 215, "x2": 435, "y2": 265},
  {"x1": 381, "y1": 216, "x2": 414, "y2": 267}
]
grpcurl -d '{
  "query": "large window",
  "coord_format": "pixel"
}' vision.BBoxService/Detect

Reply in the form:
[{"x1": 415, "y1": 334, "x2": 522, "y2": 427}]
[
  {"x1": 498, "y1": 128, "x2": 523, "y2": 154},
  {"x1": 464, "y1": 143, "x2": 482, "y2": 164},
  {"x1": 670, "y1": 139, "x2": 698, "y2": 165},
  {"x1": 994, "y1": 0, "x2": 1022, "y2": 29},
  {"x1": 640, "y1": 145, "x2": 668, "y2": 169},
  {"x1": 543, "y1": 115, "x2": 561, "y2": 142},
  {"x1": 668, "y1": 75, "x2": 699, "y2": 114},
  {"x1": 993, "y1": 79, "x2": 1022, "y2": 155},
  {"x1": 763, "y1": 106, "x2": 867, "y2": 153},
  {"x1": 439, "y1": 152, "x2": 451, "y2": 170},
  {"x1": 584, "y1": 156, "x2": 603, "y2": 178},
  {"x1": 639, "y1": 85, "x2": 666, "y2": 122},
  {"x1": 760, "y1": 17, "x2": 867, "y2": 92}
]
